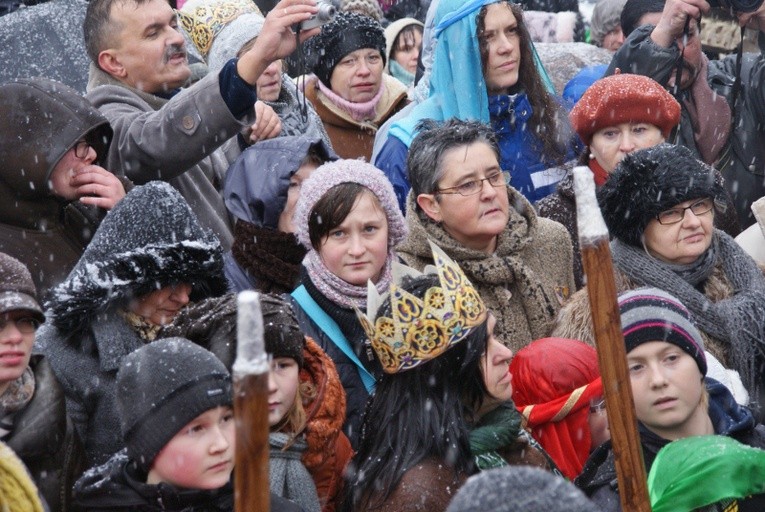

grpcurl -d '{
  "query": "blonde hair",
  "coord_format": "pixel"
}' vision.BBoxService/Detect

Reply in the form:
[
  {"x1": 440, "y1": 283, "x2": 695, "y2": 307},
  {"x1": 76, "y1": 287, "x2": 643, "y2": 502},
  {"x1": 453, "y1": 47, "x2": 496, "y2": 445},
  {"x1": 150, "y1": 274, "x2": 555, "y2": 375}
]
[{"x1": 272, "y1": 379, "x2": 317, "y2": 448}]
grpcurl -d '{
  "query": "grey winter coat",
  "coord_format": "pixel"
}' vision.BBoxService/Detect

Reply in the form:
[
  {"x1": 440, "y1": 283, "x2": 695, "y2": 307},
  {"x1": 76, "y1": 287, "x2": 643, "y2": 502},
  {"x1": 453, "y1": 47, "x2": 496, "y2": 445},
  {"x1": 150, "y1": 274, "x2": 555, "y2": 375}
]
[
  {"x1": 608, "y1": 25, "x2": 765, "y2": 227},
  {"x1": 37, "y1": 182, "x2": 227, "y2": 466},
  {"x1": 86, "y1": 64, "x2": 250, "y2": 250}
]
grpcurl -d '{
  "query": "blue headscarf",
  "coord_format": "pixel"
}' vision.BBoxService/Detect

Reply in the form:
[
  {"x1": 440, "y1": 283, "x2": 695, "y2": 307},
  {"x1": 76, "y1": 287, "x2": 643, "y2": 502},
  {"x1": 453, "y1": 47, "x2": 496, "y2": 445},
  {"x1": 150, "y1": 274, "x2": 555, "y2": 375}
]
[{"x1": 388, "y1": 0, "x2": 554, "y2": 147}]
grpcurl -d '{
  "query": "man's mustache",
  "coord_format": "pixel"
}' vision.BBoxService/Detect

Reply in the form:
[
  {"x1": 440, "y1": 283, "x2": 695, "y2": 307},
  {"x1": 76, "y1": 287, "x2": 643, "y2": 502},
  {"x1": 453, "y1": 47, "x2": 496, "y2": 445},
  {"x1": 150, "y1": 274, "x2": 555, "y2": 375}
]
[{"x1": 164, "y1": 44, "x2": 187, "y2": 63}]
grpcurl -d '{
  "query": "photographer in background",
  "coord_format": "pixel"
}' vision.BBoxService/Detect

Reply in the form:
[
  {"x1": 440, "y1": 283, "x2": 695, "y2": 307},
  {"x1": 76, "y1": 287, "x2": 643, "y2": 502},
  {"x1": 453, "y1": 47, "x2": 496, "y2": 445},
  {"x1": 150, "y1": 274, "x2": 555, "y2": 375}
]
[{"x1": 608, "y1": 0, "x2": 765, "y2": 229}]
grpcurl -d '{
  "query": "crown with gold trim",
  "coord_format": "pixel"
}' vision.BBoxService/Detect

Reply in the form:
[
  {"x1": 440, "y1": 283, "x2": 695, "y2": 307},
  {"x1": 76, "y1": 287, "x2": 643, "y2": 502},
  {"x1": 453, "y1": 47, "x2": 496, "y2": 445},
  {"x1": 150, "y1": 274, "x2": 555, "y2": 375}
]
[{"x1": 355, "y1": 241, "x2": 488, "y2": 374}]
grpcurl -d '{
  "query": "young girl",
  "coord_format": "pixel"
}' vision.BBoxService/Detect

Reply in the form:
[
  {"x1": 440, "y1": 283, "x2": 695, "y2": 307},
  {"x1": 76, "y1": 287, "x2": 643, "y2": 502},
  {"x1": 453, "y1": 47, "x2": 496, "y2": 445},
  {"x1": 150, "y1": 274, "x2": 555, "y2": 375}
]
[
  {"x1": 290, "y1": 160, "x2": 407, "y2": 448},
  {"x1": 263, "y1": 294, "x2": 352, "y2": 512},
  {"x1": 343, "y1": 244, "x2": 557, "y2": 512},
  {"x1": 384, "y1": 18, "x2": 424, "y2": 88}
]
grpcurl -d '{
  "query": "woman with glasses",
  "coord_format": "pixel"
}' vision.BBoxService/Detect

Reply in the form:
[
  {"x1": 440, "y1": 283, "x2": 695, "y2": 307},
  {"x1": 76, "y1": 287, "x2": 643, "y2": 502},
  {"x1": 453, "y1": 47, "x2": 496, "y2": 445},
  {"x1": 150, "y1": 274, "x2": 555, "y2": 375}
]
[
  {"x1": 397, "y1": 119, "x2": 575, "y2": 354},
  {"x1": 553, "y1": 143, "x2": 765, "y2": 410}
]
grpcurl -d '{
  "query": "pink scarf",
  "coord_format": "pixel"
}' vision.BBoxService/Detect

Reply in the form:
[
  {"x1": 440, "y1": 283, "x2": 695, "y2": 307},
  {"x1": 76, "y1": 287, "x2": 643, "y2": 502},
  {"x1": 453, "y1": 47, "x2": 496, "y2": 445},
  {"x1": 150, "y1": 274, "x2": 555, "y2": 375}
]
[{"x1": 317, "y1": 79, "x2": 385, "y2": 123}]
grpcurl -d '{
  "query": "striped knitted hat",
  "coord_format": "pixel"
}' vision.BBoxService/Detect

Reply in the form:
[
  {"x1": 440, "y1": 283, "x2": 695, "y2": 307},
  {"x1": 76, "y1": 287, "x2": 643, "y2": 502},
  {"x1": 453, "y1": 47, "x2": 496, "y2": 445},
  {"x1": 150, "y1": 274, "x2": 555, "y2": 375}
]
[{"x1": 618, "y1": 288, "x2": 707, "y2": 375}]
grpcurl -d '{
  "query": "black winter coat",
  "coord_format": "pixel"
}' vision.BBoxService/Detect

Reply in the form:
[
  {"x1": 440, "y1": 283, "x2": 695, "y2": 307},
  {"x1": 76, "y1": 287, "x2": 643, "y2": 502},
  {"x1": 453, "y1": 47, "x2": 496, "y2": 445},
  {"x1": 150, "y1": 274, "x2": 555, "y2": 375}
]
[
  {"x1": 289, "y1": 272, "x2": 381, "y2": 449},
  {"x1": 6, "y1": 355, "x2": 87, "y2": 512},
  {"x1": 74, "y1": 452, "x2": 305, "y2": 512}
]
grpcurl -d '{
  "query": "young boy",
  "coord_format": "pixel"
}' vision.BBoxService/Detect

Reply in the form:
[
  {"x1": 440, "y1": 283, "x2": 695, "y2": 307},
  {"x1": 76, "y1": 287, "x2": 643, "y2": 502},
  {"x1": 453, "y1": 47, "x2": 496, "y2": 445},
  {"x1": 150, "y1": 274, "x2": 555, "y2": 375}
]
[
  {"x1": 575, "y1": 288, "x2": 765, "y2": 511},
  {"x1": 73, "y1": 337, "x2": 303, "y2": 511}
]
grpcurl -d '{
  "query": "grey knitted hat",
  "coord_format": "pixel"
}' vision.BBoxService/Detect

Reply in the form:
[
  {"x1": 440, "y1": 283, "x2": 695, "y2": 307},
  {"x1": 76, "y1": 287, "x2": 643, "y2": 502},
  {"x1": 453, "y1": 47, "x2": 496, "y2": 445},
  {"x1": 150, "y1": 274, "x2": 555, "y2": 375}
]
[
  {"x1": 0, "y1": 253, "x2": 43, "y2": 322},
  {"x1": 446, "y1": 466, "x2": 598, "y2": 512},
  {"x1": 262, "y1": 293, "x2": 305, "y2": 367},
  {"x1": 116, "y1": 337, "x2": 232, "y2": 472},
  {"x1": 307, "y1": 12, "x2": 386, "y2": 87}
]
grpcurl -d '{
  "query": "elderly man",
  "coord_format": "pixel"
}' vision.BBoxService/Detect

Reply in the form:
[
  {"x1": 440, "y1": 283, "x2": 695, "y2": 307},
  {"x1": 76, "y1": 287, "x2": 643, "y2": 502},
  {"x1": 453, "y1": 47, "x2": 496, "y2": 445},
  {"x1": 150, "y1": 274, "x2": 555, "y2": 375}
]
[
  {"x1": 83, "y1": 0, "x2": 320, "y2": 249},
  {"x1": 608, "y1": 0, "x2": 765, "y2": 228},
  {"x1": 0, "y1": 252, "x2": 85, "y2": 511},
  {"x1": 396, "y1": 119, "x2": 575, "y2": 353}
]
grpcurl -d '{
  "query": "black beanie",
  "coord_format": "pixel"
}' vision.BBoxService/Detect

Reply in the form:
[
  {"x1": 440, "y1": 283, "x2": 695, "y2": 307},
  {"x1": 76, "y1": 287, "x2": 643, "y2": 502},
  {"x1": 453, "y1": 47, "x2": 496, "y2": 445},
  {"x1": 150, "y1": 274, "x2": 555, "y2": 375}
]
[
  {"x1": 116, "y1": 337, "x2": 232, "y2": 472},
  {"x1": 261, "y1": 293, "x2": 305, "y2": 367},
  {"x1": 307, "y1": 11, "x2": 386, "y2": 87},
  {"x1": 597, "y1": 143, "x2": 725, "y2": 248}
]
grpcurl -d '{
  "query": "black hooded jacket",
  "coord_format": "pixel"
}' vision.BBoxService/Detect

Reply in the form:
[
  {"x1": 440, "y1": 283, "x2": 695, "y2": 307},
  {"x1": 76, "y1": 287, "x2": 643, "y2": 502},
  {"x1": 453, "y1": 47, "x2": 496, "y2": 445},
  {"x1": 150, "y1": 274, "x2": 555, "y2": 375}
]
[
  {"x1": 74, "y1": 451, "x2": 304, "y2": 512},
  {"x1": 0, "y1": 78, "x2": 118, "y2": 298}
]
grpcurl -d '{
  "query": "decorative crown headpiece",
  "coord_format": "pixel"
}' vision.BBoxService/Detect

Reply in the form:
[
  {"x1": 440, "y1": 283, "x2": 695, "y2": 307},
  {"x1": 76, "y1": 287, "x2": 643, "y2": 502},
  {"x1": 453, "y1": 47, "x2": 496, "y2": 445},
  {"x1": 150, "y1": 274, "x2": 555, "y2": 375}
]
[{"x1": 355, "y1": 241, "x2": 487, "y2": 374}]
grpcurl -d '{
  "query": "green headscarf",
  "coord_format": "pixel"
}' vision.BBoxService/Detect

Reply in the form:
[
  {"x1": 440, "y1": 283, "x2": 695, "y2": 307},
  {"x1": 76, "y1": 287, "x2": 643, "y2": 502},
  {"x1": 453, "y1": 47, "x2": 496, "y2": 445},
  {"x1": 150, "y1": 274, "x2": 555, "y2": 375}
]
[{"x1": 648, "y1": 436, "x2": 765, "y2": 512}]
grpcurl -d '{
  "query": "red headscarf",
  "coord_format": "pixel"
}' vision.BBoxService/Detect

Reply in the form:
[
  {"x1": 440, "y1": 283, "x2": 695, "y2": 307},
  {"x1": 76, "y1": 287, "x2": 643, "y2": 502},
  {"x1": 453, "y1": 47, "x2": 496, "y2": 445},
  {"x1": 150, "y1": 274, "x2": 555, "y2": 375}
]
[{"x1": 510, "y1": 338, "x2": 602, "y2": 480}]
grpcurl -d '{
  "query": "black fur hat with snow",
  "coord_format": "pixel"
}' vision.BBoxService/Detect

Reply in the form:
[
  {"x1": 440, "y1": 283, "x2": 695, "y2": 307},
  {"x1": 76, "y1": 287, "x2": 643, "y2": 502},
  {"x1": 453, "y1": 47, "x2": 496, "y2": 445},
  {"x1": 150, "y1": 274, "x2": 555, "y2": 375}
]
[
  {"x1": 45, "y1": 181, "x2": 227, "y2": 333},
  {"x1": 597, "y1": 143, "x2": 726, "y2": 248},
  {"x1": 116, "y1": 337, "x2": 232, "y2": 472}
]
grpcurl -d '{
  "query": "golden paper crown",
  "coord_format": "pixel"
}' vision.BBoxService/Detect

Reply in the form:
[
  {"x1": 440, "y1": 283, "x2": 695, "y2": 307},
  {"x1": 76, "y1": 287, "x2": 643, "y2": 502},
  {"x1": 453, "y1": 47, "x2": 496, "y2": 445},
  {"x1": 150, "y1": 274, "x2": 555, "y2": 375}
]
[{"x1": 356, "y1": 241, "x2": 488, "y2": 374}]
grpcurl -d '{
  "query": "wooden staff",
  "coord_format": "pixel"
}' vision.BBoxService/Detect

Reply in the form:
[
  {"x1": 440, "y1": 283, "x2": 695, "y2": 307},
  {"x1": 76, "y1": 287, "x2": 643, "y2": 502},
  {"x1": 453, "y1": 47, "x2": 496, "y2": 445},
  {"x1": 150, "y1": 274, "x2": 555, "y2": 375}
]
[
  {"x1": 234, "y1": 291, "x2": 270, "y2": 512},
  {"x1": 573, "y1": 167, "x2": 651, "y2": 512}
]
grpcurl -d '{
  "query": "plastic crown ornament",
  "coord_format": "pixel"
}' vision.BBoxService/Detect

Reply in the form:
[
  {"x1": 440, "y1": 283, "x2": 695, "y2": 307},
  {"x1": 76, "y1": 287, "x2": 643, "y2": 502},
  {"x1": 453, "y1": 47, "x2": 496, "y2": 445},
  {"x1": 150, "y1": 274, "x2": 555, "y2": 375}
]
[{"x1": 355, "y1": 241, "x2": 487, "y2": 374}]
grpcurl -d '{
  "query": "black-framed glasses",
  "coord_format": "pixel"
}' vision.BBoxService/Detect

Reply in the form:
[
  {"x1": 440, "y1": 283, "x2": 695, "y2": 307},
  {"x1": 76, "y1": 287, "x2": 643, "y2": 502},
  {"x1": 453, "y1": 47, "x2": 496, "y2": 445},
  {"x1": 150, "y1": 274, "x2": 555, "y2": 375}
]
[
  {"x1": 0, "y1": 315, "x2": 40, "y2": 334},
  {"x1": 73, "y1": 140, "x2": 91, "y2": 159},
  {"x1": 655, "y1": 198, "x2": 714, "y2": 225},
  {"x1": 436, "y1": 171, "x2": 510, "y2": 196}
]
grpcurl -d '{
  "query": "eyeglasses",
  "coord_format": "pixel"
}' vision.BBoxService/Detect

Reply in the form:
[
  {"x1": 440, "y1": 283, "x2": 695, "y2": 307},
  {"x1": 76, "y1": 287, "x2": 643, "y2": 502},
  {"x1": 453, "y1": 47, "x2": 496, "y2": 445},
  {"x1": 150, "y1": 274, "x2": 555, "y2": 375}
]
[
  {"x1": 436, "y1": 171, "x2": 510, "y2": 197},
  {"x1": 0, "y1": 315, "x2": 40, "y2": 334},
  {"x1": 73, "y1": 140, "x2": 92, "y2": 159},
  {"x1": 655, "y1": 198, "x2": 714, "y2": 225},
  {"x1": 589, "y1": 398, "x2": 606, "y2": 414}
]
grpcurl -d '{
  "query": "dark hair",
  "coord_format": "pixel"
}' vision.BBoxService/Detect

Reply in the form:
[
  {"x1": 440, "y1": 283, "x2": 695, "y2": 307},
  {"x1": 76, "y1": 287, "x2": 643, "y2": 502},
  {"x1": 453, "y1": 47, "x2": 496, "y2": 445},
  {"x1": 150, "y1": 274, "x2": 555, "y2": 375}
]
[
  {"x1": 407, "y1": 119, "x2": 499, "y2": 202},
  {"x1": 476, "y1": 1, "x2": 570, "y2": 165},
  {"x1": 620, "y1": 0, "x2": 666, "y2": 37},
  {"x1": 307, "y1": 183, "x2": 379, "y2": 249},
  {"x1": 343, "y1": 274, "x2": 489, "y2": 511},
  {"x1": 301, "y1": 143, "x2": 331, "y2": 169},
  {"x1": 390, "y1": 24, "x2": 423, "y2": 61},
  {"x1": 84, "y1": 0, "x2": 149, "y2": 66}
]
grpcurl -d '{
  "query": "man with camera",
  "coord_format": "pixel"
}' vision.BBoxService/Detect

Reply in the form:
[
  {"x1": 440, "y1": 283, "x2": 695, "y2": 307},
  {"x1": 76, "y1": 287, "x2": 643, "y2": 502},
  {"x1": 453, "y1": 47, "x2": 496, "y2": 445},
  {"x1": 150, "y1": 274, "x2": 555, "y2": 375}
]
[
  {"x1": 82, "y1": 0, "x2": 321, "y2": 250},
  {"x1": 607, "y1": 0, "x2": 765, "y2": 228}
]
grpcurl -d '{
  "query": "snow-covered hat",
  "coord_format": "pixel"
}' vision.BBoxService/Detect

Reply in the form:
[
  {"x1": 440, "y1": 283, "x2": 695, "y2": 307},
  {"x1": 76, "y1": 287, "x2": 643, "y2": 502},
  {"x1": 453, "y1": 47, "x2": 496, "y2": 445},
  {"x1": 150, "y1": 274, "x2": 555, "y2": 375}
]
[{"x1": 0, "y1": 252, "x2": 43, "y2": 323}]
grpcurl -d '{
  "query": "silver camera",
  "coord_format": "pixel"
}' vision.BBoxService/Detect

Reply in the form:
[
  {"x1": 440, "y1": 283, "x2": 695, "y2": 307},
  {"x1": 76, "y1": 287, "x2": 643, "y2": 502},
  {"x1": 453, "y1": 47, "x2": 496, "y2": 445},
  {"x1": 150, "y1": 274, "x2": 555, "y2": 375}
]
[{"x1": 298, "y1": 0, "x2": 337, "y2": 31}]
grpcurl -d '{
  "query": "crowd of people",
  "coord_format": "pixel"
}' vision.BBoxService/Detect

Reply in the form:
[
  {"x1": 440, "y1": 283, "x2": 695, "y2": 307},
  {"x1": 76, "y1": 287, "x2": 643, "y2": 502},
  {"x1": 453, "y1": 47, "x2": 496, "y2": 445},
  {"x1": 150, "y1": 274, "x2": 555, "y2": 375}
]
[{"x1": 3, "y1": 0, "x2": 765, "y2": 510}]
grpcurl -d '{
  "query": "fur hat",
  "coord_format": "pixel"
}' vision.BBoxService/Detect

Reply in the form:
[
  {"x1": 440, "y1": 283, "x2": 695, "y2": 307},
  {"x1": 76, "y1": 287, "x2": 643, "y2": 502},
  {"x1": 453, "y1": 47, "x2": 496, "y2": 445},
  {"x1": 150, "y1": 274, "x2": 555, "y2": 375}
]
[
  {"x1": 0, "y1": 253, "x2": 43, "y2": 323},
  {"x1": 569, "y1": 73, "x2": 680, "y2": 145},
  {"x1": 116, "y1": 337, "x2": 232, "y2": 472},
  {"x1": 618, "y1": 288, "x2": 707, "y2": 375},
  {"x1": 445, "y1": 466, "x2": 598, "y2": 512},
  {"x1": 261, "y1": 293, "x2": 305, "y2": 367},
  {"x1": 293, "y1": 159, "x2": 407, "y2": 250},
  {"x1": 589, "y1": 0, "x2": 628, "y2": 46},
  {"x1": 597, "y1": 143, "x2": 724, "y2": 248},
  {"x1": 46, "y1": 182, "x2": 227, "y2": 333},
  {"x1": 307, "y1": 12, "x2": 386, "y2": 87}
]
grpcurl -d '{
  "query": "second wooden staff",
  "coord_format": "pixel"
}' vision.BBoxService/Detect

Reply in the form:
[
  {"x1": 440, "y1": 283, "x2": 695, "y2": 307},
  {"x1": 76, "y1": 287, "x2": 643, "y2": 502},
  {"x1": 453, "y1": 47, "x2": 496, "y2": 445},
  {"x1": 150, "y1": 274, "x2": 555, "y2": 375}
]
[
  {"x1": 573, "y1": 166, "x2": 651, "y2": 512},
  {"x1": 234, "y1": 291, "x2": 270, "y2": 512}
]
